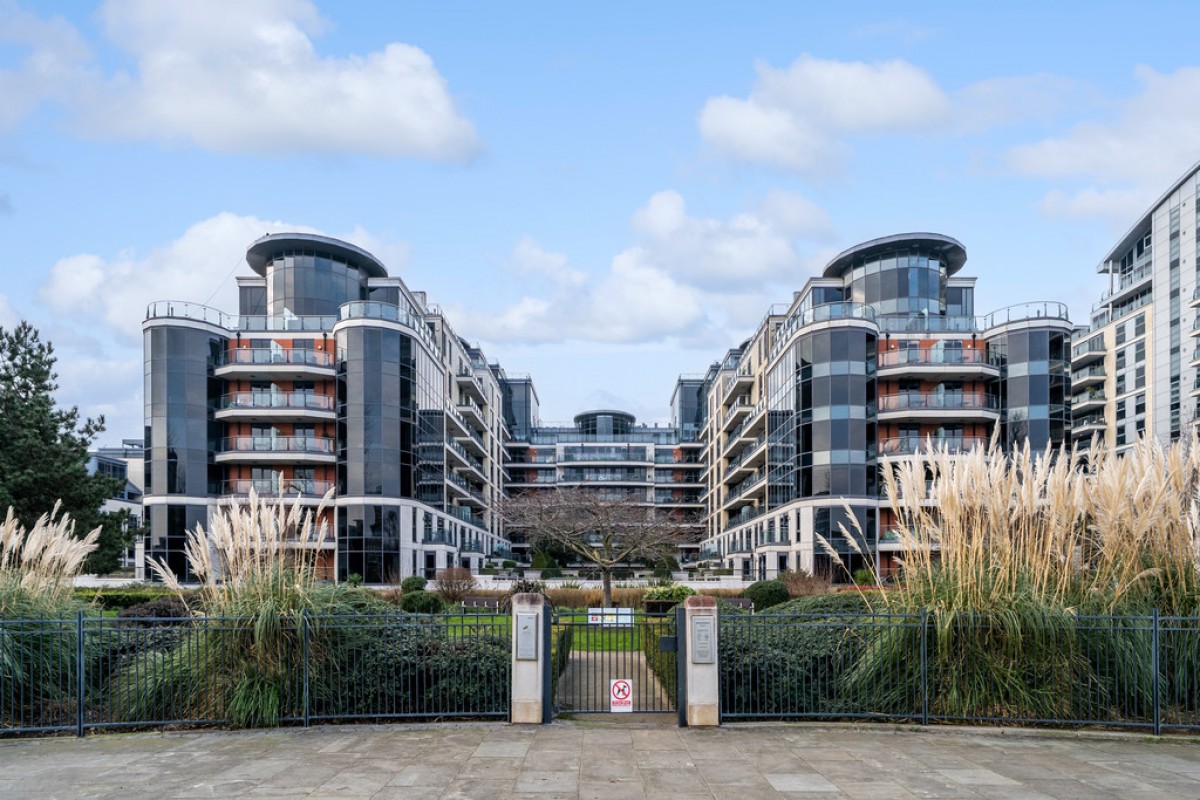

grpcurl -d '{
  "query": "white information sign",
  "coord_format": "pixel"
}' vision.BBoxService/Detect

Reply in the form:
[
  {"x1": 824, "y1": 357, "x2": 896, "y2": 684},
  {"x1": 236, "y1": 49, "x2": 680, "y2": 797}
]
[
  {"x1": 587, "y1": 607, "x2": 634, "y2": 627},
  {"x1": 610, "y1": 678, "x2": 633, "y2": 713}
]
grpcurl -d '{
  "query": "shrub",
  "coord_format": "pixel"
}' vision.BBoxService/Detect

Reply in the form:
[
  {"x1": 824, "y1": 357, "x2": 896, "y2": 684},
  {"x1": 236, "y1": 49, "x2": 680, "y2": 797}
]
[
  {"x1": 400, "y1": 576, "x2": 427, "y2": 594},
  {"x1": 117, "y1": 596, "x2": 190, "y2": 621},
  {"x1": 345, "y1": 573, "x2": 364, "y2": 588},
  {"x1": 779, "y1": 569, "x2": 831, "y2": 598},
  {"x1": 434, "y1": 568, "x2": 476, "y2": 604},
  {"x1": 852, "y1": 567, "x2": 876, "y2": 587},
  {"x1": 531, "y1": 551, "x2": 557, "y2": 569},
  {"x1": 502, "y1": 560, "x2": 517, "y2": 569},
  {"x1": 541, "y1": 567, "x2": 563, "y2": 579},
  {"x1": 744, "y1": 579, "x2": 789, "y2": 611},
  {"x1": 398, "y1": 591, "x2": 446, "y2": 614},
  {"x1": 320, "y1": 620, "x2": 510, "y2": 717},
  {"x1": 501, "y1": 578, "x2": 547, "y2": 611}
]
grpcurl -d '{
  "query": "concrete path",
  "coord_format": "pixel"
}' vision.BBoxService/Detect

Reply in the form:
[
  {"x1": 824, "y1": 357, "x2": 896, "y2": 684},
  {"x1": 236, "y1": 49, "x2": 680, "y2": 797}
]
[
  {"x1": 555, "y1": 651, "x2": 672, "y2": 714},
  {"x1": 2, "y1": 721, "x2": 1199, "y2": 799}
]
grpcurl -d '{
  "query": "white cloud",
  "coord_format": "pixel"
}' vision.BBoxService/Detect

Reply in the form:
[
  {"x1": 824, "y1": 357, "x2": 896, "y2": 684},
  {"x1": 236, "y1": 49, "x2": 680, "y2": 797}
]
[
  {"x1": 698, "y1": 55, "x2": 1092, "y2": 175},
  {"x1": 1006, "y1": 65, "x2": 1200, "y2": 223},
  {"x1": 699, "y1": 56, "x2": 950, "y2": 174},
  {"x1": 511, "y1": 235, "x2": 586, "y2": 287},
  {"x1": 81, "y1": 0, "x2": 481, "y2": 159},
  {"x1": 0, "y1": 4, "x2": 93, "y2": 130},
  {"x1": 37, "y1": 212, "x2": 324, "y2": 340},
  {"x1": 457, "y1": 190, "x2": 832, "y2": 346},
  {"x1": 1, "y1": 1, "x2": 480, "y2": 160},
  {"x1": 1007, "y1": 66, "x2": 1200, "y2": 184},
  {"x1": 631, "y1": 189, "x2": 828, "y2": 290}
]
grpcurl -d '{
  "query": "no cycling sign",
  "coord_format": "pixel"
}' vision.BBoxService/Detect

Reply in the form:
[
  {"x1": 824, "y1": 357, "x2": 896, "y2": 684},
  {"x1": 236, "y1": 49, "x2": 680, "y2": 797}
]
[{"x1": 610, "y1": 678, "x2": 632, "y2": 712}]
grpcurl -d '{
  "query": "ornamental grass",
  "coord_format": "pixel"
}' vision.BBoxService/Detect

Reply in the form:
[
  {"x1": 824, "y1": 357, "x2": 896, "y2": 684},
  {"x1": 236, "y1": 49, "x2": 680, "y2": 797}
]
[{"x1": 826, "y1": 433, "x2": 1200, "y2": 723}]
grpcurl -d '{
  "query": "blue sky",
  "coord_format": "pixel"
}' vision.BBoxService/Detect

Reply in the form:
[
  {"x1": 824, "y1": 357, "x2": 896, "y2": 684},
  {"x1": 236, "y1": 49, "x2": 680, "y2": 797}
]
[{"x1": 3, "y1": 0, "x2": 1200, "y2": 444}]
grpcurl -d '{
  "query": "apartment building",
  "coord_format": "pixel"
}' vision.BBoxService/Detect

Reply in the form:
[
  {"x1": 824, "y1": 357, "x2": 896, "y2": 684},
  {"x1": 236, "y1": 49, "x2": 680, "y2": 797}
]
[
  {"x1": 88, "y1": 438, "x2": 146, "y2": 576},
  {"x1": 698, "y1": 233, "x2": 1073, "y2": 581},
  {"x1": 501, "y1": 380, "x2": 707, "y2": 561},
  {"x1": 143, "y1": 233, "x2": 509, "y2": 583},
  {"x1": 1070, "y1": 161, "x2": 1200, "y2": 451}
]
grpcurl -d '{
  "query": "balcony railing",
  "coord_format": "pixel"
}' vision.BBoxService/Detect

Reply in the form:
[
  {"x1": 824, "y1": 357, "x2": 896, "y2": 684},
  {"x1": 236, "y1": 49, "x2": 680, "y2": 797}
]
[
  {"x1": 339, "y1": 301, "x2": 439, "y2": 354},
  {"x1": 877, "y1": 348, "x2": 999, "y2": 369},
  {"x1": 217, "y1": 392, "x2": 334, "y2": 412},
  {"x1": 217, "y1": 436, "x2": 336, "y2": 455},
  {"x1": 217, "y1": 348, "x2": 335, "y2": 368},
  {"x1": 1071, "y1": 337, "x2": 1107, "y2": 360},
  {"x1": 1072, "y1": 365, "x2": 1106, "y2": 382},
  {"x1": 980, "y1": 301, "x2": 1070, "y2": 329},
  {"x1": 877, "y1": 393, "x2": 999, "y2": 412},
  {"x1": 145, "y1": 301, "x2": 337, "y2": 331},
  {"x1": 217, "y1": 479, "x2": 335, "y2": 497},
  {"x1": 877, "y1": 435, "x2": 986, "y2": 456}
]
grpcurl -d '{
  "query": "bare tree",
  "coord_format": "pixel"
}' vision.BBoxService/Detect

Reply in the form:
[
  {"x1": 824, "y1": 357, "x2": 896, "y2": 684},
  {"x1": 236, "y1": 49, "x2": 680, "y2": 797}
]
[{"x1": 502, "y1": 487, "x2": 687, "y2": 607}]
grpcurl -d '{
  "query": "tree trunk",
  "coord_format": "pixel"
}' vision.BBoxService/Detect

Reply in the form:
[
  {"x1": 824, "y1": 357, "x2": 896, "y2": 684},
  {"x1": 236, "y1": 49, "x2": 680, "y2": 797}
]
[{"x1": 601, "y1": 568, "x2": 613, "y2": 607}]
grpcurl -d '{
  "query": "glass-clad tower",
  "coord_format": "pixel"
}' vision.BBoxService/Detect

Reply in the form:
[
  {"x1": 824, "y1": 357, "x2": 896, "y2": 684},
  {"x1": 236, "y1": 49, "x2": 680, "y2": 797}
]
[
  {"x1": 143, "y1": 233, "x2": 510, "y2": 583},
  {"x1": 700, "y1": 233, "x2": 1072, "y2": 580}
]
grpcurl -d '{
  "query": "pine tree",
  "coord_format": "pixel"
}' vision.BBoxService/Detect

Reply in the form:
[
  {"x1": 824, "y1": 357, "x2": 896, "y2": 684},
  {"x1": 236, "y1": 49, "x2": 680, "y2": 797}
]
[{"x1": 0, "y1": 322, "x2": 128, "y2": 573}]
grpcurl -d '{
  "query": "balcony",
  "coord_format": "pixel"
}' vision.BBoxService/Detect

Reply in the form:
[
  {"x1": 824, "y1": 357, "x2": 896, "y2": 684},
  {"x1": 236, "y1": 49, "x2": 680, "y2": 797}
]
[
  {"x1": 456, "y1": 366, "x2": 488, "y2": 404},
  {"x1": 725, "y1": 433, "x2": 767, "y2": 480},
  {"x1": 876, "y1": 393, "x2": 999, "y2": 421},
  {"x1": 721, "y1": 367, "x2": 754, "y2": 407},
  {"x1": 1071, "y1": 365, "x2": 1106, "y2": 390},
  {"x1": 146, "y1": 301, "x2": 336, "y2": 333},
  {"x1": 1072, "y1": 416, "x2": 1106, "y2": 438},
  {"x1": 876, "y1": 347, "x2": 1001, "y2": 379},
  {"x1": 215, "y1": 392, "x2": 336, "y2": 423},
  {"x1": 980, "y1": 301, "x2": 1071, "y2": 330},
  {"x1": 214, "y1": 347, "x2": 336, "y2": 380},
  {"x1": 1192, "y1": 376, "x2": 1200, "y2": 398},
  {"x1": 1191, "y1": 286, "x2": 1200, "y2": 309},
  {"x1": 723, "y1": 469, "x2": 767, "y2": 509},
  {"x1": 1072, "y1": 390, "x2": 1107, "y2": 413},
  {"x1": 445, "y1": 438, "x2": 487, "y2": 479},
  {"x1": 214, "y1": 435, "x2": 336, "y2": 464},
  {"x1": 216, "y1": 479, "x2": 334, "y2": 501},
  {"x1": 1070, "y1": 336, "x2": 1107, "y2": 367},
  {"x1": 457, "y1": 398, "x2": 487, "y2": 432},
  {"x1": 721, "y1": 398, "x2": 753, "y2": 433},
  {"x1": 449, "y1": 505, "x2": 487, "y2": 529},
  {"x1": 877, "y1": 435, "x2": 986, "y2": 458}
]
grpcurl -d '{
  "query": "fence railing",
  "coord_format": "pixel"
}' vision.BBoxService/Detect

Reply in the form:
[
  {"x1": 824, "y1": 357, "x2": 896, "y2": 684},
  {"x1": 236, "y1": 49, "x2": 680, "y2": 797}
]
[
  {"x1": 719, "y1": 610, "x2": 1200, "y2": 733},
  {"x1": 0, "y1": 612, "x2": 510, "y2": 736}
]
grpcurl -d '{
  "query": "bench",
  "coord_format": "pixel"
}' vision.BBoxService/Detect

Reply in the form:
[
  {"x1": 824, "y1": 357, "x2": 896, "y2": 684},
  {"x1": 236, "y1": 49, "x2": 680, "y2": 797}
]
[{"x1": 722, "y1": 598, "x2": 755, "y2": 611}]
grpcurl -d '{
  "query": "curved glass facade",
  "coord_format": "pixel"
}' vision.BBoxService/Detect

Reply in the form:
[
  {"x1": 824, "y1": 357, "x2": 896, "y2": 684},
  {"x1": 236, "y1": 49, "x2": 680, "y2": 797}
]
[
  {"x1": 266, "y1": 250, "x2": 370, "y2": 317},
  {"x1": 336, "y1": 324, "x2": 445, "y2": 582},
  {"x1": 144, "y1": 326, "x2": 225, "y2": 496},
  {"x1": 993, "y1": 327, "x2": 1071, "y2": 451},
  {"x1": 845, "y1": 252, "x2": 946, "y2": 317},
  {"x1": 767, "y1": 326, "x2": 878, "y2": 504},
  {"x1": 144, "y1": 325, "x2": 225, "y2": 582}
]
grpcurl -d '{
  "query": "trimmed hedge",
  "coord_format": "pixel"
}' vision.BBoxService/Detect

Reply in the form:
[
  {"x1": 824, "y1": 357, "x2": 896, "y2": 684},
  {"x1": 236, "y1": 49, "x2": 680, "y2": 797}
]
[
  {"x1": 398, "y1": 591, "x2": 445, "y2": 614},
  {"x1": 640, "y1": 617, "x2": 676, "y2": 702}
]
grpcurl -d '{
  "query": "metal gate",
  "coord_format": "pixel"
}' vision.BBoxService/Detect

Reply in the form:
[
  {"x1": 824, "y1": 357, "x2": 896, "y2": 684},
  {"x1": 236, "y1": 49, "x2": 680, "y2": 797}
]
[{"x1": 549, "y1": 608, "x2": 682, "y2": 716}]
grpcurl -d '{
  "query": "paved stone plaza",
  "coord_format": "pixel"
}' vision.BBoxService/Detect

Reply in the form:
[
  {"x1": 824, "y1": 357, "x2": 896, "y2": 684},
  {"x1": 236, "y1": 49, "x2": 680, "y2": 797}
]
[{"x1": 1, "y1": 721, "x2": 1199, "y2": 799}]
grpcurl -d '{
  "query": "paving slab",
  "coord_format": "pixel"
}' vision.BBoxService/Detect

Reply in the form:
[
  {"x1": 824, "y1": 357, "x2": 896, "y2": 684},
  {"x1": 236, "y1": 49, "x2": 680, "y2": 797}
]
[{"x1": 1, "y1": 721, "x2": 1199, "y2": 798}]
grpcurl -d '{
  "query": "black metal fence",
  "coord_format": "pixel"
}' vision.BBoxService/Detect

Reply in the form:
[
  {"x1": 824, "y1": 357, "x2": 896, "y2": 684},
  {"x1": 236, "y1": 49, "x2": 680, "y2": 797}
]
[
  {"x1": 1, "y1": 612, "x2": 510, "y2": 736},
  {"x1": 551, "y1": 611, "x2": 676, "y2": 714},
  {"x1": 720, "y1": 610, "x2": 1200, "y2": 733}
]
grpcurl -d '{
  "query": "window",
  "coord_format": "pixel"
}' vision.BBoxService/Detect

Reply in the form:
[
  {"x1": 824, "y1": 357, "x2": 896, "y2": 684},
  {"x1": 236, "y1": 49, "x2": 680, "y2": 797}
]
[
  {"x1": 1135, "y1": 393, "x2": 1146, "y2": 416},
  {"x1": 1135, "y1": 314, "x2": 1146, "y2": 336},
  {"x1": 1135, "y1": 367, "x2": 1145, "y2": 390},
  {"x1": 1116, "y1": 324, "x2": 1126, "y2": 345}
]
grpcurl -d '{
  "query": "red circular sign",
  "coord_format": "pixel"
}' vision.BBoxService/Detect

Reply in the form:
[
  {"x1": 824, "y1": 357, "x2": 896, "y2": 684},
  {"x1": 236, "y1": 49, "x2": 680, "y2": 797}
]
[{"x1": 612, "y1": 680, "x2": 632, "y2": 700}]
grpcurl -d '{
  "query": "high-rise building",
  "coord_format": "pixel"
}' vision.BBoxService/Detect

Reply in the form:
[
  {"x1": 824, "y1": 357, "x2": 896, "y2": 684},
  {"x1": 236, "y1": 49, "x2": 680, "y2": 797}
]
[
  {"x1": 501, "y1": 380, "x2": 707, "y2": 560},
  {"x1": 1070, "y1": 161, "x2": 1200, "y2": 452},
  {"x1": 141, "y1": 229, "x2": 1078, "y2": 585},
  {"x1": 698, "y1": 233, "x2": 1072, "y2": 581},
  {"x1": 143, "y1": 233, "x2": 510, "y2": 583}
]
